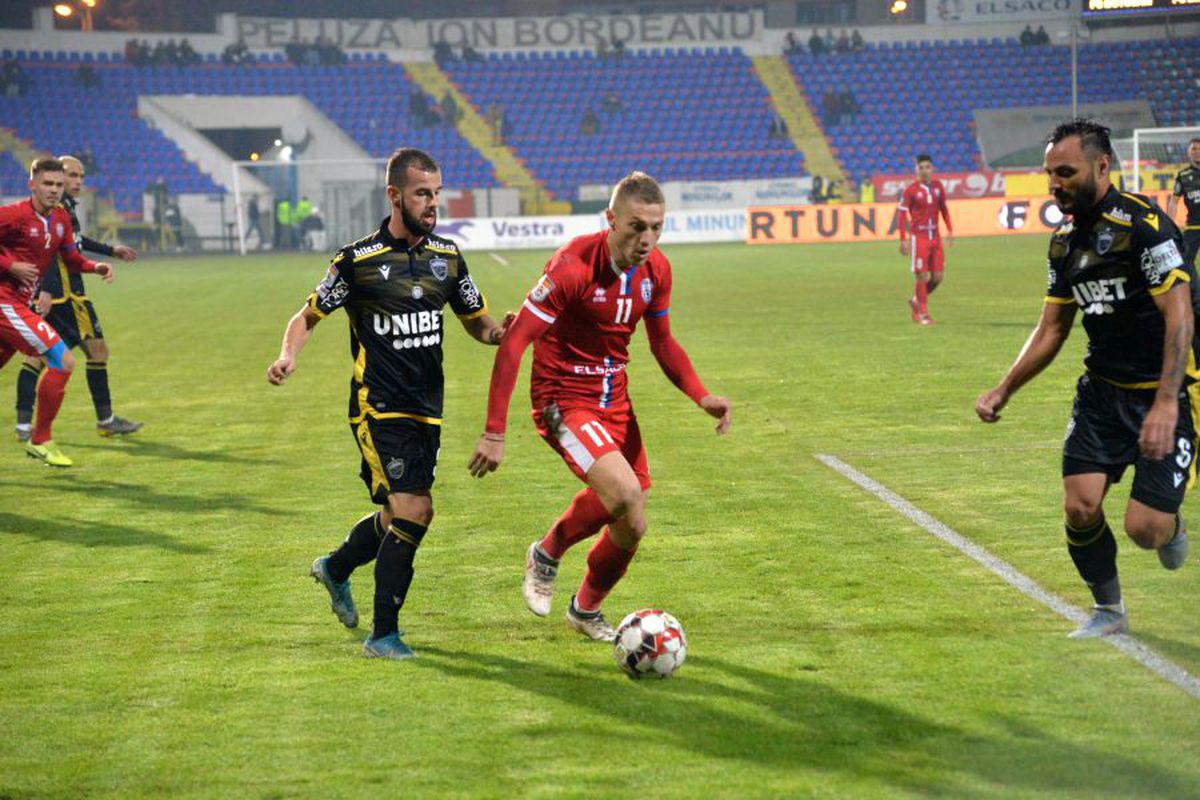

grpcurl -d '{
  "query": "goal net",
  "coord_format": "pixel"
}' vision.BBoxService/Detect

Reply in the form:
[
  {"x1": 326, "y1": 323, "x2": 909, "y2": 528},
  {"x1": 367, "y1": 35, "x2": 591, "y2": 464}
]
[
  {"x1": 229, "y1": 157, "x2": 388, "y2": 256},
  {"x1": 1112, "y1": 126, "x2": 1200, "y2": 194}
]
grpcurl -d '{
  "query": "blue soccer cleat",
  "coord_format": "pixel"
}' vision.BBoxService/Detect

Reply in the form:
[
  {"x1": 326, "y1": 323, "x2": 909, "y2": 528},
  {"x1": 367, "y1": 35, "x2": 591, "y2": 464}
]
[
  {"x1": 363, "y1": 632, "x2": 416, "y2": 660},
  {"x1": 309, "y1": 556, "x2": 358, "y2": 628}
]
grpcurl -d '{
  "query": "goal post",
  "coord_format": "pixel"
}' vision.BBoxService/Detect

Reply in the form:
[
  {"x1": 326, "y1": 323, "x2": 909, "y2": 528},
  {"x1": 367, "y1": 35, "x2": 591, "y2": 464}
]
[
  {"x1": 230, "y1": 157, "x2": 388, "y2": 256},
  {"x1": 1112, "y1": 126, "x2": 1200, "y2": 194}
]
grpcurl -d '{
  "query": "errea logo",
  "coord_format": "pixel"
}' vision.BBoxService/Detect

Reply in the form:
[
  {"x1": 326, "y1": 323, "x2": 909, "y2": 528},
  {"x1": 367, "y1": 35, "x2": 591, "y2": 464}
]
[
  {"x1": 1105, "y1": 207, "x2": 1132, "y2": 224},
  {"x1": 353, "y1": 242, "x2": 386, "y2": 260}
]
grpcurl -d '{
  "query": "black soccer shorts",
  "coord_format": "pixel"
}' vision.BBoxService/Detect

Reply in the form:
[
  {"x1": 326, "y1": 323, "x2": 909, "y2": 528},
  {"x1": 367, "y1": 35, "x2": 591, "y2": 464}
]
[
  {"x1": 44, "y1": 298, "x2": 103, "y2": 349},
  {"x1": 1182, "y1": 229, "x2": 1200, "y2": 270},
  {"x1": 350, "y1": 415, "x2": 441, "y2": 504},
  {"x1": 1062, "y1": 373, "x2": 1198, "y2": 514}
]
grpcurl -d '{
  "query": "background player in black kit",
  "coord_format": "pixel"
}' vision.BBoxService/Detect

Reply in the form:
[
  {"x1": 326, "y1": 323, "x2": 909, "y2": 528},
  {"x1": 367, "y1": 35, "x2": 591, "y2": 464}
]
[
  {"x1": 1167, "y1": 137, "x2": 1200, "y2": 268},
  {"x1": 267, "y1": 148, "x2": 511, "y2": 660},
  {"x1": 976, "y1": 119, "x2": 1196, "y2": 639},
  {"x1": 14, "y1": 154, "x2": 141, "y2": 442}
]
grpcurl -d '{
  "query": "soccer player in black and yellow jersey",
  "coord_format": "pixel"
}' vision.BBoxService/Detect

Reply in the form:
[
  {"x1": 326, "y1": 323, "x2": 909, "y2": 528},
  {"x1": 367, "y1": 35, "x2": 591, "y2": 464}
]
[
  {"x1": 267, "y1": 148, "x2": 511, "y2": 659},
  {"x1": 1167, "y1": 137, "x2": 1200, "y2": 269},
  {"x1": 14, "y1": 154, "x2": 141, "y2": 442},
  {"x1": 977, "y1": 119, "x2": 1196, "y2": 639}
]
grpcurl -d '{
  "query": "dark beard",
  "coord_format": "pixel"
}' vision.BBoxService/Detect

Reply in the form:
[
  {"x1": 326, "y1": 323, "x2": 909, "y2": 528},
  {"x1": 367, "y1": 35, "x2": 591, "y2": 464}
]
[
  {"x1": 401, "y1": 202, "x2": 434, "y2": 237},
  {"x1": 1056, "y1": 174, "x2": 1099, "y2": 217}
]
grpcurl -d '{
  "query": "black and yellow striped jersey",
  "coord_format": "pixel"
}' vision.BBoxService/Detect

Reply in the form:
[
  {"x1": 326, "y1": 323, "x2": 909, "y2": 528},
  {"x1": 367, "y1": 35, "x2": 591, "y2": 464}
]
[
  {"x1": 307, "y1": 219, "x2": 487, "y2": 424},
  {"x1": 1173, "y1": 165, "x2": 1200, "y2": 229},
  {"x1": 1046, "y1": 186, "x2": 1197, "y2": 388}
]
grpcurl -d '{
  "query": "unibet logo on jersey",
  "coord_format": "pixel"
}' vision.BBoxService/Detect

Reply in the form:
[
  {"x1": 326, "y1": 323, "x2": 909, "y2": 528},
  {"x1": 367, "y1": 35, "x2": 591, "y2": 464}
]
[
  {"x1": 374, "y1": 310, "x2": 443, "y2": 349},
  {"x1": 1072, "y1": 277, "x2": 1128, "y2": 316}
]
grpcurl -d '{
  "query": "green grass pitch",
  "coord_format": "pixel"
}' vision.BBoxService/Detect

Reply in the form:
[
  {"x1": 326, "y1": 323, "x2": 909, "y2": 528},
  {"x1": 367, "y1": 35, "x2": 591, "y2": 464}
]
[{"x1": 1, "y1": 235, "x2": 1198, "y2": 799}]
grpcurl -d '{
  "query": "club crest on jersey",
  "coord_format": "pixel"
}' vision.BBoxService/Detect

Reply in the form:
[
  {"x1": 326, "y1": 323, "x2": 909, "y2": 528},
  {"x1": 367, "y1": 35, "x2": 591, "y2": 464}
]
[
  {"x1": 640, "y1": 278, "x2": 653, "y2": 304},
  {"x1": 378, "y1": 264, "x2": 391, "y2": 281},
  {"x1": 54, "y1": 222, "x2": 64, "y2": 238},
  {"x1": 1095, "y1": 230, "x2": 1114, "y2": 256},
  {"x1": 430, "y1": 257, "x2": 448, "y2": 281}
]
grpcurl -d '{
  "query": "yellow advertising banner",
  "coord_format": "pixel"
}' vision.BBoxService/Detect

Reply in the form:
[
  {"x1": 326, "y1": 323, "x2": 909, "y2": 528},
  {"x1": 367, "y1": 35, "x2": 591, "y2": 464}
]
[{"x1": 746, "y1": 192, "x2": 1175, "y2": 245}]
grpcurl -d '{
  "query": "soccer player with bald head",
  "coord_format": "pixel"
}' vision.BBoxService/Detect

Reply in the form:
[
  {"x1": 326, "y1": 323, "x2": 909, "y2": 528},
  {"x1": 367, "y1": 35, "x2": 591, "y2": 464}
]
[{"x1": 469, "y1": 171, "x2": 732, "y2": 642}]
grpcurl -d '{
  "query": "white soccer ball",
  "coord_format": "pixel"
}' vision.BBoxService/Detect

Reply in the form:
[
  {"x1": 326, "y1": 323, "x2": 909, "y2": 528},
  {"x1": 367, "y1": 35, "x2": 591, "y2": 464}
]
[{"x1": 613, "y1": 608, "x2": 687, "y2": 679}]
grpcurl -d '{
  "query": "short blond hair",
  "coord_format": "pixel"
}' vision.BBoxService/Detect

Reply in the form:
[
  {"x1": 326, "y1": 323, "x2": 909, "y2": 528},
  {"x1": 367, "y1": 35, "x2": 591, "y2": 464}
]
[{"x1": 609, "y1": 171, "x2": 664, "y2": 209}]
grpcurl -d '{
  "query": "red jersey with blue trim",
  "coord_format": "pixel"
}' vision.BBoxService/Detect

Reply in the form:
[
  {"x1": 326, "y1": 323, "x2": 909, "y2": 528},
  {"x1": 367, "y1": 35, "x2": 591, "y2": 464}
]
[
  {"x1": 521, "y1": 230, "x2": 672, "y2": 409},
  {"x1": 898, "y1": 179, "x2": 952, "y2": 241},
  {"x1": 0, "y1": 199, "x2": 97, "y2": 305}
]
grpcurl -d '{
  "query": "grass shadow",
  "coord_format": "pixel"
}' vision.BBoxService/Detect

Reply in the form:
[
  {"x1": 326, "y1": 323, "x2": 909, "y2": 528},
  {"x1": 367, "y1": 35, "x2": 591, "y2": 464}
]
[
  {"x1": 0, "y1": 511, "x2": 209, "y2": 554},
  {"x1": 3, "y1": 476, "x2": 284, "y2": 516},
  {"x1": 415, "y1": 646, "x2": 1196, "y2": 798},
  {"x1": 62, "y1": 437, "x2": 282, "y2": 466}
]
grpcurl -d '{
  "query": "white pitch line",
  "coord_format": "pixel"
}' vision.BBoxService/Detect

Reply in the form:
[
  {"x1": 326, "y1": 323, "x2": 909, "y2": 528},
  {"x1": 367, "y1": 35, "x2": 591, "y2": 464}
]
[
  {"x1": 488, "y1": 252, "x2": 510, "y2": 266},
  {"x1": 815, "y1": 453, "x2": 1200, "y2": 701}
]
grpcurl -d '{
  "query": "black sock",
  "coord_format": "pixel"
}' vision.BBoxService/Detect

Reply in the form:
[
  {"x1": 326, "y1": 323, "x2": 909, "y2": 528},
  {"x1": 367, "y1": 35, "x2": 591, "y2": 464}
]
[
  {"x1": 86, "y1": 360, "x2": 112, "y2": 421},
  {"x1": 372, "y1": 518, "x2": 428, "y2": 640},
  {"x1": 1066, "y1": 516, "x2": 1121, "y2": 607},
  {"x1": 15, "y1": 362, "x2": 42, "y2": 425},
  {"x1": 325, "y1": 512, "x2": 382, "y2": 584}
]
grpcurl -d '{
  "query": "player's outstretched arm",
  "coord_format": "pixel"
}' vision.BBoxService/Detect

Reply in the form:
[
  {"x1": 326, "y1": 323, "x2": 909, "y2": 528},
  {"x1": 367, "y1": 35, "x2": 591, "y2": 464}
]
[
  {"x1": 1140, "y1": 283, "x2": 1193, "y2": 459},
  {"x1": 468, "y1": 309, "x2": 547, "y2": 477},
  {"x1": 976, "y1": 300, "x2": 1075, "y2": 423},
  {"x1": 113, "y1": 244, "x2": 137, "y2": 262},
  {"x1": 267, "y1": 305, "x2": 321, "y2": 385},
  {"x1": 644, "y1": 313, "x2": 730, "y2": 435},
  {"x1": 460, "y1": 310, "x2": 517, "y2": 346},
  {"x1": 93, "y1": 262, "x2": 114, "y2": 283}
]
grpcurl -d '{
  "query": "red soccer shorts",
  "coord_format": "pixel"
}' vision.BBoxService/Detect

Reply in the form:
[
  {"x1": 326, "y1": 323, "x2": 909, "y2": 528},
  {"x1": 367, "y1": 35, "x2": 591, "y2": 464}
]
[
  {"x1": 0, "y1": 301, "x2": 61, "y2": 366},
  {"x1": 910, "y1": 236, "x2": 945, "y2": 275},
  {"x1": 533, "y1": 402, "x2": 652, "y2": 491}
]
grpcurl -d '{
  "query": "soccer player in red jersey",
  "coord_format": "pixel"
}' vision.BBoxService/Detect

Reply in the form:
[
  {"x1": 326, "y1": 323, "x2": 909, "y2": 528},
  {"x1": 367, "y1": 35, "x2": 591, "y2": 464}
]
[
  {"x1": 0, "y1": 157, "x2": 113, "y2": 466},
  {"x1": 898, "y1": 154, "x2": 954, "y2": 325},
  {"x1": 468, "y1": 172, "x2": 732, "y2": 641}
]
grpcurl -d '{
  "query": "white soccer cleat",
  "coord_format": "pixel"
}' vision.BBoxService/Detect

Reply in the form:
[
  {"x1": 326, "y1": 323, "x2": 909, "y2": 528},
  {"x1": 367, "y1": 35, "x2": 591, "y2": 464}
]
[
  {"x1": 523, "y1": 541, "x2": 558, "y2": 617},
  {"x1": 566, "y1": 595, "x2": 617, "y2": 642},
  {"x1": 1068, "y1": 607, "x2": 1128, "y2": 639}
]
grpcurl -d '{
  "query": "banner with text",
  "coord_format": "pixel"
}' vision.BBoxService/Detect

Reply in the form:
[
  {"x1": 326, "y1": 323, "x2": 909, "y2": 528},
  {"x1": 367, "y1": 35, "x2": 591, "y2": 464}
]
[
  {"x1": 872, "y1": 171, "x2": 1007, "y2": 203},
  {"x1": 928, "y1": 0, "x2": 1080, "y2": 24},
  {"x1": 231, "y1": 10, "x2": 763, "y2": 51},
  {"x1": 747, "y1": 193, "x2": 1174, "y2": 245},
  {"x1": 439, "y1": 209, "x2": 746, "y2": 251}
]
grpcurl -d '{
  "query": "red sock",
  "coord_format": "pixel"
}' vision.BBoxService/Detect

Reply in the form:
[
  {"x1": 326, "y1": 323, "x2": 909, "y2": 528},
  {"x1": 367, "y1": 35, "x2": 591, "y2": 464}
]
[
  {"x1": 540, "y1": 488, "x2": 614, "y2": 560},
  {"x1": 914, "y1": 279, "x2": 929, "y2": 315},
  {"x1": 32, "y1": 368, "x2": 71, "y2": 445},
  {"x1": 576, "y1": 528, "x2": 637, "y2": 611}
]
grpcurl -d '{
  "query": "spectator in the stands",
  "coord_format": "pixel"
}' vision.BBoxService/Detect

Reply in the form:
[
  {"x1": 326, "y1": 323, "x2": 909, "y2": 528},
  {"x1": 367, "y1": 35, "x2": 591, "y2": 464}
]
[
  {"x1": 462, "y1": 43, "x2": 484, "y2": 63},
  {"x1": 836, "y1": 30, "x2": 850, "y2": 54},
  {"x1": 809, "y1": 29, "x2": 825, "y2": 56},
  {"x1": 850, "y1": 30, "x2": 864, "y2": 52},
  {"x1": 433, "y1": 39, "x2": 455, "y2": 68},
  {"x1": 581, "y1": 110, "x2": 599, "y2": 137},
  {"x1": 784, "y1": 32, "x2": 801, "y2": 55}
]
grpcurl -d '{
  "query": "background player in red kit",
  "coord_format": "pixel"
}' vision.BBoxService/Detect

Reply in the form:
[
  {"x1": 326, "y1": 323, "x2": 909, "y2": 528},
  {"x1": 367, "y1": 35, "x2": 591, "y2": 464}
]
[
  {"x1": 0, "y1": 157, "x2": 112, "y2": 466},
  {"x1": 898, "y1": 154, "x2": 954, "y2": 324},
  {"x1": 468, "y1": 172, "x2": 732, "y2": 642}
]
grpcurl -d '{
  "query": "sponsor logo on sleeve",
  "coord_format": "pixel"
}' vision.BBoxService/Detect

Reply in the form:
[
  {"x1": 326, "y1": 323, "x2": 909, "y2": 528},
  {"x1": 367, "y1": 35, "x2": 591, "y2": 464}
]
[
  {"x1": 1141, "y1": 240, "x2": 1184, "y2": 282},
  {"x1": 458, "y1": 274, "x2": 482, "y2": 308},
  {"x1": 530, "y1": 274, "x2": 555, "y2": 303}
]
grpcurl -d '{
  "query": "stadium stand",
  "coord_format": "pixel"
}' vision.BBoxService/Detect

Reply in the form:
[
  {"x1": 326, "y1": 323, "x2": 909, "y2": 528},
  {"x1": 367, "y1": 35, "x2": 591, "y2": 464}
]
[
  {"x1": 0, "y1": 52, "x2": 498, "y2": 213},
  {"x1": 0, "y1": 36, "x2": 1195, "y2": 213},
  {"x1": 443, "y1": 48, "x2": 809, "y2": 201},
  {"x1": 0, "y1": 149, "x2": 25, "y2": 196},
  {"x1": 786, "y1": 36, "x2": 1200, "y2": 186}
]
